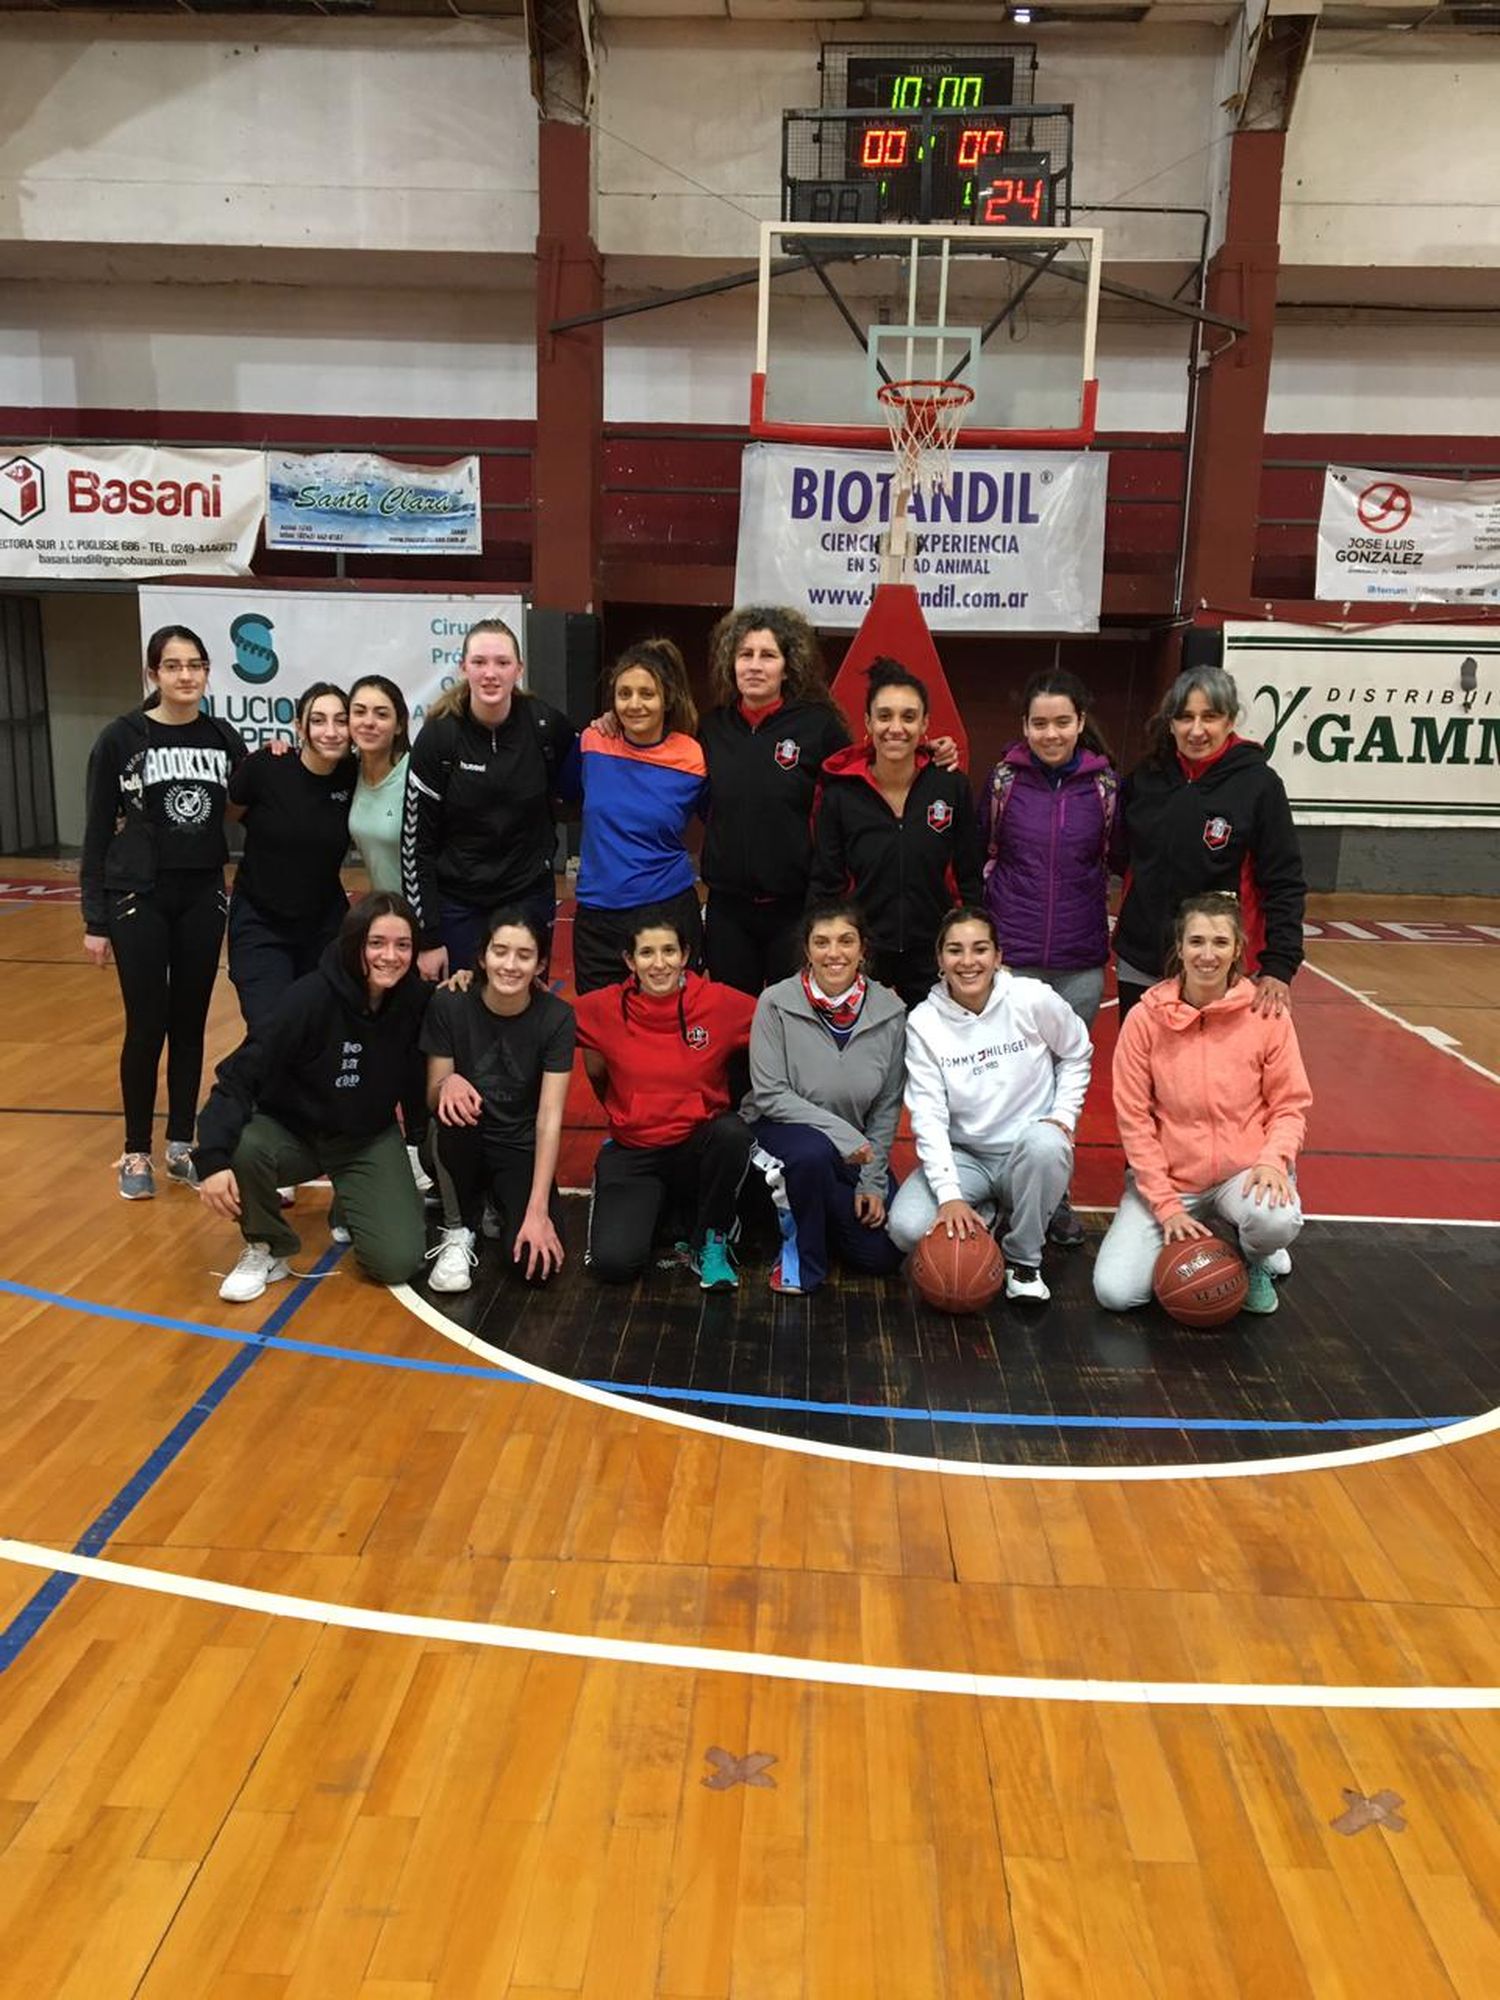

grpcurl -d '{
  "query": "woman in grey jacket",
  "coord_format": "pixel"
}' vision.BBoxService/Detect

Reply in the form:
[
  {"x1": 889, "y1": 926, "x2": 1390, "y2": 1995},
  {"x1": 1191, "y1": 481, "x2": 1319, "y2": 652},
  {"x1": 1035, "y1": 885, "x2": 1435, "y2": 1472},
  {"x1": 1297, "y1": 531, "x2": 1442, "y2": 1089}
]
[{"x1": 745, "y1": 899, "x2": 907, "y2": 1295}]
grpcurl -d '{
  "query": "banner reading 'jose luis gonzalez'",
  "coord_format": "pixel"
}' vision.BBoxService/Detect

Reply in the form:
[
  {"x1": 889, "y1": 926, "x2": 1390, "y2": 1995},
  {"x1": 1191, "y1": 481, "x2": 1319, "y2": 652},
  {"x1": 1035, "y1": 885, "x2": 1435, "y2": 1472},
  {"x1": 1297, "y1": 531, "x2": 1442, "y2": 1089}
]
[{"x1": 265, "y1": 451, "x2": 482, "y2": 556}]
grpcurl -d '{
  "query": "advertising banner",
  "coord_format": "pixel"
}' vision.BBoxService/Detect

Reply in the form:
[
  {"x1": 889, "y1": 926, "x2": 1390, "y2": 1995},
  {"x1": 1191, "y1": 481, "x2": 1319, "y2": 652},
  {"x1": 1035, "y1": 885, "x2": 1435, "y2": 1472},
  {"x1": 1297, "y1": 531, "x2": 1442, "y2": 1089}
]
[
  {"x1": 1316, "y1": 464, "x2": 1500, "y2": 605},
  {"x1": 265, "y1": 450, "x2": 483, "y2": 555},
  {"x1": 1224, "y1": 621, "x2": 1500, "y2": 827},
  {"x1": 733, "y1": 443, "x2": 1107, "y2": 632},
  {"x1": 137, "y1": 586, "x2": 525, "y2": 749},
  {"x1": 0, "y1": 445, "x2": 263, "y2": 581}
]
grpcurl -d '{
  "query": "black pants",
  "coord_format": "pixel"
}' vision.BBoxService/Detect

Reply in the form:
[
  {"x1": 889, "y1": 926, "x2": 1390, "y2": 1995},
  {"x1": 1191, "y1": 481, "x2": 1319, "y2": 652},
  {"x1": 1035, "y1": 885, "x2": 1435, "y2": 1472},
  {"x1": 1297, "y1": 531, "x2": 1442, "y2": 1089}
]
[
  {"x1": 571, "y1": 885, "x2": 702, "y2": 997},
  {"x1": 228, "y1": 890, "x2": 346, "y2": 1037},
  {"x1": 870, "y1": 943, "x2": 939, "y2": 1011},
  {"x1": 1116, "y1": 980, "x2": 1149, "y2": 1023},
  {"x1": 703, "y1": 890, "x2": 803, "y2": 997},
  {"x1": 433, "y1": 1121, "x2": 562, "y2": 1279},
  {"x1": 108, "y1": 869, "x2": 227, "y2": 1152},
  {"x1": 586, "y1": 1115, "x2": 754, "y2": 1283}
]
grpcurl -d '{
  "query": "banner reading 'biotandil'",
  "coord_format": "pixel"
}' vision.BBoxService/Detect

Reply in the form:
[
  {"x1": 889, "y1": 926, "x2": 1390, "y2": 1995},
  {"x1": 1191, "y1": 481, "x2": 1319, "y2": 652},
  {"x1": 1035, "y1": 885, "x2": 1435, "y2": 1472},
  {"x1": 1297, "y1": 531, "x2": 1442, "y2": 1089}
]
[
  {"x1": 734, "y1": 443, "x2": 1107, "y2": 632},
  {"x1": 265, "y1": 451, "x2": 482, "y2": 555},
  {"x1": 0, "y1": 445, "x2": 263, "y2": 580},
  {"x1": 1316, "y1": 464, "x2": 1500, "y2": 605},
  {"x1": 1226, "y1": 621, "x2": 1500, "y2": 828}
]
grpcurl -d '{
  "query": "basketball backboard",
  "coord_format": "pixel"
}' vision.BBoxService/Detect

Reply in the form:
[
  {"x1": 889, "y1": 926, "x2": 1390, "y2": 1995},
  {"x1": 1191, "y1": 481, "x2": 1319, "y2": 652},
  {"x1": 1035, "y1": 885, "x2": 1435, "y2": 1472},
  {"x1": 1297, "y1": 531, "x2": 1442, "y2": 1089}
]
[{"x1": 752, "y1": 221, "x2": 1101, "y2": 450}]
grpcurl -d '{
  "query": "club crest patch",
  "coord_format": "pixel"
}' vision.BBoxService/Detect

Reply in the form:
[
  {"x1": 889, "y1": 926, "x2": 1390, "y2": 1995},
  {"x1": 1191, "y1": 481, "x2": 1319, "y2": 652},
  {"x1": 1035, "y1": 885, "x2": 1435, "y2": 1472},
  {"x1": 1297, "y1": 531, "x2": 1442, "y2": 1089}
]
[
  {"x1": 685, "y1": 1025, "x2": 710, "y2": 1049},
  {"x1": 774, "y1": 737, "x2": 800, "y2": 770},
  {"x1": 927, "y1": 799, "x2": 953, "y2": 833},
  {"x1": 1202, "y1": 815, "x2": 1232, "y2": 850}
]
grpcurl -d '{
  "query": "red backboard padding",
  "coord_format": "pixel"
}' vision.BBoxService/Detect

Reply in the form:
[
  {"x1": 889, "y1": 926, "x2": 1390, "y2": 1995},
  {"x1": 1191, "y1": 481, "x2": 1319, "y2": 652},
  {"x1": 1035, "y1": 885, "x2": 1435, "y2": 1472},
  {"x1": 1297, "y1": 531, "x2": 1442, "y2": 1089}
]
[{"x1": 827, "y1": 584, "x2": 970, "y2": 771}]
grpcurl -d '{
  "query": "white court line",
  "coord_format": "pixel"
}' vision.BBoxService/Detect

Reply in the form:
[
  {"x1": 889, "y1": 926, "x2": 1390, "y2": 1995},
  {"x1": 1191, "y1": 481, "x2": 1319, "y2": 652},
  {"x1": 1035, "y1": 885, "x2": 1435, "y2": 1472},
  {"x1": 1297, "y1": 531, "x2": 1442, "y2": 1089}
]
[
  {"x1": 1302, "y1": 959, "x2": 1500, "y2": 1086},
  {"x1": 2, "y1": 1537, "x2": 1494, "y2": 1710},
  {"x1": 394, "y1": 1284, "x2": 1500, "y2": 1486}
]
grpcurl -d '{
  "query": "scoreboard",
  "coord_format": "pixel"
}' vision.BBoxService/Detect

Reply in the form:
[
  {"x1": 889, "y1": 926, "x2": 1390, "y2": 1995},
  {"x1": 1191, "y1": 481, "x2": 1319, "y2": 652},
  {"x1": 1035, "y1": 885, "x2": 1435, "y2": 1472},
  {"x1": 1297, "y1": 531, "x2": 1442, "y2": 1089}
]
[{"x1": 783, "y1": 44, "x2": 1072, "y2": 229}]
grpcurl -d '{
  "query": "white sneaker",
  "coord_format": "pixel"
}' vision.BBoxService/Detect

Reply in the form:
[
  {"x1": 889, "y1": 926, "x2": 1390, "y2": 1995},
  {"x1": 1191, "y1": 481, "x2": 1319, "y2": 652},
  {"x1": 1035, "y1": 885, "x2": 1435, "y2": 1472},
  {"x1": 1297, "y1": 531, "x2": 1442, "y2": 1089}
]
[
  {"x1": 1264, "y1": 1247, "x2": 1292, "y2": 1279},
  {"x1": 220, "y1": 1241, "x2": 292, "y2": 1303},
  {"x1": 1005, "y1": 1262, "x2": 1051, "y2": 1304},
  {"x1": 407, "y1": 1143, "x2": 434, "y2": 1194},
  {"x1": 427, "y1": 1225, "x2": 477, "y2": 1293}
]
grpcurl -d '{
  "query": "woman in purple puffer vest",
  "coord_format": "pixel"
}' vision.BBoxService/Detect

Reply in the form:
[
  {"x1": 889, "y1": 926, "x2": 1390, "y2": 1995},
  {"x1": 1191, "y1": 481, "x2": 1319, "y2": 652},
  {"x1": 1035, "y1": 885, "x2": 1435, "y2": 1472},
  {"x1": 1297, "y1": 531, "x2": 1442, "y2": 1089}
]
[{"x1": 978, "y1": 669, "x2": 1117, "y2": 1246}]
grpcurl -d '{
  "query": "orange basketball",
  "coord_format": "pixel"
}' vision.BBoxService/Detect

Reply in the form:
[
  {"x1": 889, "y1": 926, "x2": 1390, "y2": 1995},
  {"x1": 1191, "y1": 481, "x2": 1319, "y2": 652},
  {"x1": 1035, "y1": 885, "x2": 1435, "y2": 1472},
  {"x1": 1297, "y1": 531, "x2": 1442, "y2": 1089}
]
[
  {"x1": 1152, "y1": 1237, "x2": 1248, "y2": 1327},
  {"x1": 909, "y1": 1224, "x2": 1005, "y2": 1315}
]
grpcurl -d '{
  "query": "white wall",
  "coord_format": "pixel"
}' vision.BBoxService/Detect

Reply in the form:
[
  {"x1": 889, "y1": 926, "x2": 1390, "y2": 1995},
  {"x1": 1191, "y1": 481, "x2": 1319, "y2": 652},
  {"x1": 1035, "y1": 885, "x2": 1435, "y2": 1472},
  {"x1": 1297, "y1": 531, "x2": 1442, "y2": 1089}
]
[
  {"x1": 1283, "y1": 39, "x2": 1500, "y2": 268},
  {"x1": 595, "y1": 23, "x2": 1223, "y2": 268},
  {"x1": 0, "y1": 17, "x2": 536, "y2": 256},
  {"x1": 1268, "y1": 321, "x2": 1500, "y2": 435},
  {"x1": 0, "y1": 279, "x2": 537, "y2": 420}
]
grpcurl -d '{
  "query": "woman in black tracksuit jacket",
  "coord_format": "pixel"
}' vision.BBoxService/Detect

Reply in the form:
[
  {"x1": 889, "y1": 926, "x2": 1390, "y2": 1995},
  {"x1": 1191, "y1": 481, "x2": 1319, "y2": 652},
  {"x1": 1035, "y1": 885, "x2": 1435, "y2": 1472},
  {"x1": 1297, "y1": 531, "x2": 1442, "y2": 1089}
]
[
  {"x1": 696, "y1": 604, "x2": 852, "y2": 995},
  {"x1": 81, "y1": 623, "x2": 246, "y2": 1202},
  {"x1": 1112, "y1": 663, "x2": 1306, "y2": 1023},
  {"x1": 400, "y1": 616, "x2": 576, "y2": 983},
  {"x1": 193, "y1": 891, "x2": 429, "y2": 1304},
  {"x1": 809, "y1": 660, "x2": 985, "y2": 1008}
]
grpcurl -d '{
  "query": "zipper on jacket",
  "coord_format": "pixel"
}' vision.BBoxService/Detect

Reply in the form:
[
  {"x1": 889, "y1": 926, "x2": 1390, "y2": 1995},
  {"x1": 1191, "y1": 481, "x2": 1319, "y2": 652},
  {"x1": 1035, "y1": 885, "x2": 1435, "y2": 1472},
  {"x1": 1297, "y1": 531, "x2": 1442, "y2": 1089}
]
[{"x1": 1042, "y1": 786, "x2": 1062, "y2": 965}]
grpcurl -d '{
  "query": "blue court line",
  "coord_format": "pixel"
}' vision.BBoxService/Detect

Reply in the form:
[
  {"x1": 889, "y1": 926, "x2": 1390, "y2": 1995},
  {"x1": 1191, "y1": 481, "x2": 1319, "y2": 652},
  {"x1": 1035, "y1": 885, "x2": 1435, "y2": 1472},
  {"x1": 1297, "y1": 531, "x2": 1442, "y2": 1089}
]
[
  {"x1": 0, "y1": 1277, "x2": 1469, "y2": 1438},
  {"x1": 0, "y1": 1249, "x2": 342, "y2": 1675}
]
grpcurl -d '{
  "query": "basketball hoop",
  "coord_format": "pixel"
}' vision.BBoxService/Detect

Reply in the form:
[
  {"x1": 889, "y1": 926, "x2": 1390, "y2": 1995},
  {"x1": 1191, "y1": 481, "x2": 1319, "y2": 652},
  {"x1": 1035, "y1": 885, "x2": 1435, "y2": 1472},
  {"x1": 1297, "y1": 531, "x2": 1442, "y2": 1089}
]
[{"x1": 877, "y1": 377, "x2": 975, "y2": 497}]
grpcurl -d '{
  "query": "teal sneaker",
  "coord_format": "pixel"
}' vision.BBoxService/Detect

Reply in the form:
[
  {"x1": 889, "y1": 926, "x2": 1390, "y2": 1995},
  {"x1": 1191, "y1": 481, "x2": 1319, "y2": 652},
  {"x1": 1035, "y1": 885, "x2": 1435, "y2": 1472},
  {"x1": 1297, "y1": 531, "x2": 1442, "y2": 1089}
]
[
  {"x1": 1243, "y1": 1262, "x2": 1279, "y2": 1314},
  {"x1": 695, "y1": 1230, "x2": 738, "y2": 1292}
]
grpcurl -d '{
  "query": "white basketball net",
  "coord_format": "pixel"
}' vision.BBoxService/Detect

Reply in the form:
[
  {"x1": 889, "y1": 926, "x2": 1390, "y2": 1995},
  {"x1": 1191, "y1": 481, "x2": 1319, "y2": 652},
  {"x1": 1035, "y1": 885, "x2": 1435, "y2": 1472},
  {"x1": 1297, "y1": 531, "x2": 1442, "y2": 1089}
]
[{"x1": 877, "y1": 377, "x2": 976, "y2": 497}]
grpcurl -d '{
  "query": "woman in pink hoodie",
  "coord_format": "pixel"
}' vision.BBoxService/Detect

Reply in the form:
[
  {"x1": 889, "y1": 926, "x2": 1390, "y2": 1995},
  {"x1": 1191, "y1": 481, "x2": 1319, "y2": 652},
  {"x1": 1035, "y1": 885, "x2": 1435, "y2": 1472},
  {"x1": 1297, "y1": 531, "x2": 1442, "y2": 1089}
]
[{"x1": 1093, "y1": 891, "x2": 1311, "y2": 1317}]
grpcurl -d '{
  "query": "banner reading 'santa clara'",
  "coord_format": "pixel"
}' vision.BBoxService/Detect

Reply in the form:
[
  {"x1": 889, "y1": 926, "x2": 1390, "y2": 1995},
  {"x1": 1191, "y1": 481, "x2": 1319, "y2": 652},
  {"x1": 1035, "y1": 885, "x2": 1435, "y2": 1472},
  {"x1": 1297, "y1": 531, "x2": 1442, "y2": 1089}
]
[
  {"x1": 0, "y1": 445, "x2": 263, "y2": 580},
  {"x1": 1316, "y1": 464, "x2": 1500, "y2": 605},
  {"x1": 734, "y1": 443, "x2": 1107, "y2": 632},
  {"x1": 265, "y1": 451, "x2": 482, "y2": 554}
]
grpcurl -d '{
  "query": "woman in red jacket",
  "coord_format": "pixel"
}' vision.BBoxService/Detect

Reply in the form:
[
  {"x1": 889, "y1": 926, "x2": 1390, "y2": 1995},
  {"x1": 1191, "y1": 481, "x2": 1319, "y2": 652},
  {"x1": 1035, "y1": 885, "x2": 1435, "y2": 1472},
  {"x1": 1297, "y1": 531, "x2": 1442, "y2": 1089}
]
[
  {"x1": 574, "y1": 907, "x2": 756, "y2": 1291},
  {"x1": 1093, "y1": 892, "x2": 1311, "y2": 1317}
]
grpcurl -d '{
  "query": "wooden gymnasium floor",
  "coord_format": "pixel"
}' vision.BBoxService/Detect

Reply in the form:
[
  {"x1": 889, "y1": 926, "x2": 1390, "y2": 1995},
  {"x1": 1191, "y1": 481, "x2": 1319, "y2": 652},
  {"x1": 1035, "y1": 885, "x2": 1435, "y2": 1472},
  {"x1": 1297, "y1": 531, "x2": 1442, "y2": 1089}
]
[{"x1": 0, "y1": 863, "x2": 1496, "y2": 1999}]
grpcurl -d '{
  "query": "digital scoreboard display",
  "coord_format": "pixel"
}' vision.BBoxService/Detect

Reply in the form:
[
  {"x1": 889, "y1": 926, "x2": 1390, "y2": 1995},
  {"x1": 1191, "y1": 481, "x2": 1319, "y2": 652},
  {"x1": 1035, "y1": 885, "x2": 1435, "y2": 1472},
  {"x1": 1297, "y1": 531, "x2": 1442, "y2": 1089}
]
[{"x1": 840, "y1": 55, "x2": 1051, "y2": 224}]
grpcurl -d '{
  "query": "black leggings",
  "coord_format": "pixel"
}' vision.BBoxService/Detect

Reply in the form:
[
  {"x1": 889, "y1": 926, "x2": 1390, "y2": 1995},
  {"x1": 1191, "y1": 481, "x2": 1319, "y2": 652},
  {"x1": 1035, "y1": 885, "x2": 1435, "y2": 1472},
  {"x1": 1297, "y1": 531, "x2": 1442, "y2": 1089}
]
[
  {"x1": 586, "y1": 1115, "x2": 754, "y2": 1283},
  {"x1": 107, "y1": 869, "x2": 227, "y2": 1152},
  {"x1": 702, "y1": 890, "x2": 803, "y2": 997},
  {"x1": 433, "y1": 1122, "x2": 561, "y2": 1277}
]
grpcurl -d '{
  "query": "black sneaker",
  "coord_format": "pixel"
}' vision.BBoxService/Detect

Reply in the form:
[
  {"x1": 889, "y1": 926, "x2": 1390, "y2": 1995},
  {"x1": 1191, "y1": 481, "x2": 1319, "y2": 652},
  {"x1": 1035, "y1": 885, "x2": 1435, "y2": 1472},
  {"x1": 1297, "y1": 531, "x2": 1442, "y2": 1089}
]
[{"x1": 1047, "y1": 1199, "x2": 1085, "y2": 1248}]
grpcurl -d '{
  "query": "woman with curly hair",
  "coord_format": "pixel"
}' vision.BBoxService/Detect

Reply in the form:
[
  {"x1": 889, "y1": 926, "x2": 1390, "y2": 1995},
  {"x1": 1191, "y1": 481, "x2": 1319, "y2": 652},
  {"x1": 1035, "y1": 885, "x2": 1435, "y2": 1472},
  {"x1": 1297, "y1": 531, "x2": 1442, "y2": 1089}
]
[{"x1": 696, "y1": 605, "x2": 853, "y2": 995}]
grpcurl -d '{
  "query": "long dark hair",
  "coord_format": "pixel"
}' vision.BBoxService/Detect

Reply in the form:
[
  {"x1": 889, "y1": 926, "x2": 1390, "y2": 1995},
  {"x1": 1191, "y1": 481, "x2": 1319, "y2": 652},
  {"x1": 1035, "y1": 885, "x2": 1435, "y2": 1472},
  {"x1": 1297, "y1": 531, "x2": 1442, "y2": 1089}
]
[
  {"x1": 707, "y1": 603, "x2": 834, "y2": 710},
  {"x1": 606, "y1": 637, "x2": 698, "y2": 736},
  {"x1": 1021, "y1": 668, "x2": 1112, "y2": 761},
  {"x1": 348, "y1": 673, "x2": 411, "y2": 760},
  {"x1": 337, "y1": 891, "x2": 417, "y2": 989},
  {"x1": 865, "y1": 657, "x2": 929, "y2": 715},
  {"x1": 145, "y1": 624, "x2": 209, "y2": 676}
]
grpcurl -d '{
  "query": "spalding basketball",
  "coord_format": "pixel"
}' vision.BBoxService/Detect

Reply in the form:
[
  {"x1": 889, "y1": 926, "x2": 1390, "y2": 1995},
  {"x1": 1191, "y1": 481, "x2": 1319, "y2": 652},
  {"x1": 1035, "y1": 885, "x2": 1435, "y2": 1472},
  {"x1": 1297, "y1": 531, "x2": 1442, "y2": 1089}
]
[
  {"x1": 1152, "y1": 1237, "x2": 1247, "y2": 1327},
  {"x1": 909, "y1": 1224, "x2": 1005, "y2": 1315}
]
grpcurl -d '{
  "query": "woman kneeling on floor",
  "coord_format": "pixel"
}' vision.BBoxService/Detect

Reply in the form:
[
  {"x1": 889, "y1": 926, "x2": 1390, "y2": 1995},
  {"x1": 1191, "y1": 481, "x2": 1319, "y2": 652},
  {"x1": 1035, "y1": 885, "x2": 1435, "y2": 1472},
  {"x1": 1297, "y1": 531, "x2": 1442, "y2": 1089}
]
[
  {"x1": 744, "y1": 899, "x2": 907, "y2": 1296},
  {"x1": 574, "y1": 906, "x2": 756, "y2": 1290},
  {"x1": 886, "y1": 906, "x2": 1093, "y2": 1305},
  {"x1": 421, "y1": 907, "x2": 575, "y2": 1294},
  {"x1": 1093, "y1": 891, "x2": 1310, "y2": 1316},
  {"x1": 193, "y1": 893, "x2": 429, "y2": 1302}
]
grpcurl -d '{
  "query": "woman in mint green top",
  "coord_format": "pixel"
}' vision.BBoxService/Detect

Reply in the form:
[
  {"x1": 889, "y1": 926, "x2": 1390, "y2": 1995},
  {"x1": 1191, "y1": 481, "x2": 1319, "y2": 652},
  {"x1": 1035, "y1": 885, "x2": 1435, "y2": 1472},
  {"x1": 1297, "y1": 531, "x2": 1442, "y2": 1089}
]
[
  {"x1": 347, "y1": 674, "x2": 429, "y2": 1180},
  {"x1": 347, "y1": 676, "x2": 411, "y2": 892}
]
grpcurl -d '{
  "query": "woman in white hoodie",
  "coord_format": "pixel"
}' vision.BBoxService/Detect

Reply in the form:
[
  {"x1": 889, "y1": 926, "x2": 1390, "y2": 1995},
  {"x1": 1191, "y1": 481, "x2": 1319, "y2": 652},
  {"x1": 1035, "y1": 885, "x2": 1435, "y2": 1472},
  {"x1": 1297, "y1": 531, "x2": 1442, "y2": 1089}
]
[{"x1": 886, "y1": 906, "x2": 1093, "y2": 1303}]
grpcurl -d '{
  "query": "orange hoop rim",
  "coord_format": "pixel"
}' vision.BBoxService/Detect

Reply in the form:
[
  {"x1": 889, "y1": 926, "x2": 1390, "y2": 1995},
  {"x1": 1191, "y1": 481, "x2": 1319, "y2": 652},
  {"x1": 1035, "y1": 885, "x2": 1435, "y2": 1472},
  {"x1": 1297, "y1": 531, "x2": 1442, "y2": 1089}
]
[{"x1": 876, "y1": 378, "x2": 977, "y2": 415}]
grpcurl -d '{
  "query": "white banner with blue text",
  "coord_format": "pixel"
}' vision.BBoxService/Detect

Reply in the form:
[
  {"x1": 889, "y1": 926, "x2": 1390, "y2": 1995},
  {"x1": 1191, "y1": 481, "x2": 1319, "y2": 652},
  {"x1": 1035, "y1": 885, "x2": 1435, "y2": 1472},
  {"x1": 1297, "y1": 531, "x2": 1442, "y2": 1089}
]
[
  {"x1": 138, "y1": 586, "x2": 524, "y2": 750},
  {"x1": 734, "y1": 443, "x2": 1107, "y2": 632}
]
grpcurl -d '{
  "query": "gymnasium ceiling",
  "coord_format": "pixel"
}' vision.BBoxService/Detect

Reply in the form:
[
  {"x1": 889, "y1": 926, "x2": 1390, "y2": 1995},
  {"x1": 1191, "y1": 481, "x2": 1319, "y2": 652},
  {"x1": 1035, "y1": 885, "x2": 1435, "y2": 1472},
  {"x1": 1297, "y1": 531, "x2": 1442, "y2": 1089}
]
[{"x1": 3, "y1": 0, "x2": 1500, "y2": 31}]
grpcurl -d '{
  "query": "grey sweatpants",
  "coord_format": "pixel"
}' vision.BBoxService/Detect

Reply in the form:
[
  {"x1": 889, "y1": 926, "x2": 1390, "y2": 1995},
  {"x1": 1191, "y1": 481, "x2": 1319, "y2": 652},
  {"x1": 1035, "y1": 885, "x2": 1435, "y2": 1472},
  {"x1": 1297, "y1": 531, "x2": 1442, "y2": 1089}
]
[
  {"x1": 1092, "y1": 1167, "x2": 1303, "y2": 1311},
  {"x1": 886, "y1": 1120, "x2": 1073, "y2": 1269}
]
